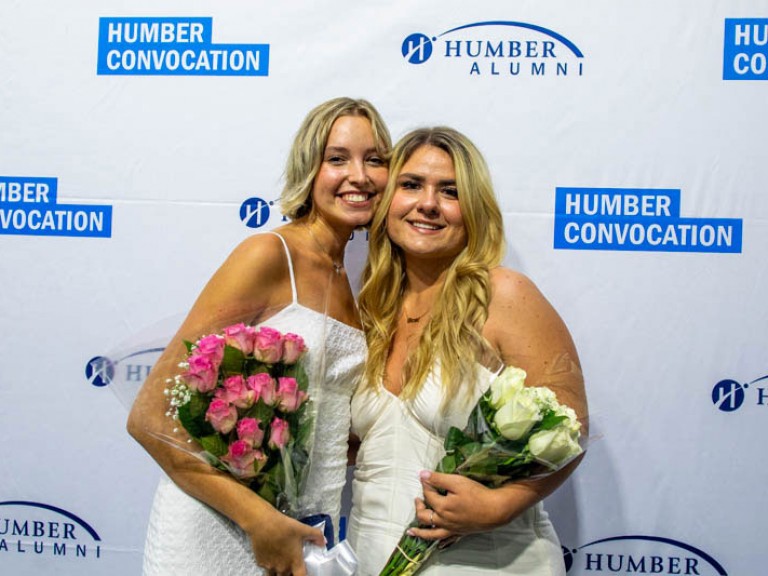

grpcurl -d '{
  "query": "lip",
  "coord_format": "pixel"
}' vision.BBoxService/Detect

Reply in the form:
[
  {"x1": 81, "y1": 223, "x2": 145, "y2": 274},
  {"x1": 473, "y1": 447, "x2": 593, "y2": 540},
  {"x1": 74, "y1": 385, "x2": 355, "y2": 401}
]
[
  {"x1": 407, "y1": 219, "x2": 444, "y2": 232},
  {"x1": 337, "y1": 191, "x2": 376, "y2": 203}
]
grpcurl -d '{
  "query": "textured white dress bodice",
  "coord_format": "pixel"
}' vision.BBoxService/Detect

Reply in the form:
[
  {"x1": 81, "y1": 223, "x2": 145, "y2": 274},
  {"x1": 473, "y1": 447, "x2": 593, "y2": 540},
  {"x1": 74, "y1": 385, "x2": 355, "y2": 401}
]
[
  {"x1": 142, "y1": 233, "x2": 366, "y2": 576},
  {"x1": 348, "y1": 365, "x2": 566, "y2": 576}
]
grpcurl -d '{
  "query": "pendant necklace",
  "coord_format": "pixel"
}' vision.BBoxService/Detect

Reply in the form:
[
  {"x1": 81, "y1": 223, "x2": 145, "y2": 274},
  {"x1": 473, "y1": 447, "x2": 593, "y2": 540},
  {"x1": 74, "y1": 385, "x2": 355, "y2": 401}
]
[
  {"x1": 403, "y1": 303, "x2": 430, "y2": 324},
  {"x1": 307, "y1": 224, "x2": 344, "y2": 276}
]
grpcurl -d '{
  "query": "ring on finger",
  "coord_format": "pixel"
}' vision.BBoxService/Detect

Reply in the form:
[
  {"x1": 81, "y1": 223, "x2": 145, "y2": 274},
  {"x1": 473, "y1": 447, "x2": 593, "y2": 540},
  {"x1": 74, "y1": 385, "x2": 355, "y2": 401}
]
[{"x1": 429, "y1": 510, "x2": 435, "y2": 528}]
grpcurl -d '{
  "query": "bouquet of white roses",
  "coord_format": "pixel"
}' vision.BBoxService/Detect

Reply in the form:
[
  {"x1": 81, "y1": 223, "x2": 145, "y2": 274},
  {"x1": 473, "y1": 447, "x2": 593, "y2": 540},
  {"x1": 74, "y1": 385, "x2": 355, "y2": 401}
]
[
  {"x1": 378, "y1": 365, "x2": 584, "y2": 576},
  {"x1": 165, "y1": 322, "x2": 313, "y2": 515}
]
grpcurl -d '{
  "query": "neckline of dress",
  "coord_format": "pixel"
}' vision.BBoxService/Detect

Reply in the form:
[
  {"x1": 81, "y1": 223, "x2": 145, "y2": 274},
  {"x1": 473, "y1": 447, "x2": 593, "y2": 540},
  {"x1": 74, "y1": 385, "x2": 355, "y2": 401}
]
[
  {"x1": 283, "y1": 301, "x2": 364, "y2": 334},
  {"x1": 376, "y1": 362, "x2": 498, "y2": 401}
]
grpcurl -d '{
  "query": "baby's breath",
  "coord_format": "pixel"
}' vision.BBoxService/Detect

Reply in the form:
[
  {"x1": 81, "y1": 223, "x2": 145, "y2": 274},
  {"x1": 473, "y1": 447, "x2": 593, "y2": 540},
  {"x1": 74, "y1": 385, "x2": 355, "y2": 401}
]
[{"x1": 165, "y1": 378, "x2": 192, "y2": 422}]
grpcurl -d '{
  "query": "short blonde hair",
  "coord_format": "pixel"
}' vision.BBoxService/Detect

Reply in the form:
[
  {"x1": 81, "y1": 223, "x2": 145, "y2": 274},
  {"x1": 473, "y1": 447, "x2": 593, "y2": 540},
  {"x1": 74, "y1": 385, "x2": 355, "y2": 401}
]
[{"x1": 280, "y1": 97, "x2": 391, "y2": 220}]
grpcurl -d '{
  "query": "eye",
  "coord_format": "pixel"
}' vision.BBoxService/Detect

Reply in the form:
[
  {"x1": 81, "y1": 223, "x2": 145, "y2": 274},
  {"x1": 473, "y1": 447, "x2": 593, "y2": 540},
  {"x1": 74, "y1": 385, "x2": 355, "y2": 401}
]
[
  {"x1": 398, "y1": 179, "x2": 420, "y2": 190},
  {"x1": 442, "y1": 186, "x2": 459, "y2": 199},
  {"x1": 325, "y1": 155, "x2": 346, "y2": 165},
  {"x1": 366, "y1": 156, "x2": 386, "y2": 167}
]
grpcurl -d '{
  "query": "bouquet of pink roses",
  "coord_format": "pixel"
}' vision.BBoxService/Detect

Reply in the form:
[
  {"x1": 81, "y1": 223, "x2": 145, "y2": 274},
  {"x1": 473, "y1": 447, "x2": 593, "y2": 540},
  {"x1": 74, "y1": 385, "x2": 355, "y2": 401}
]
[
  {"x1": 165, "y1": 322, "x2": 313, "y2": 514},
  {"x1": 378, "y1": 365, "x2": 585, "y2": 576}
]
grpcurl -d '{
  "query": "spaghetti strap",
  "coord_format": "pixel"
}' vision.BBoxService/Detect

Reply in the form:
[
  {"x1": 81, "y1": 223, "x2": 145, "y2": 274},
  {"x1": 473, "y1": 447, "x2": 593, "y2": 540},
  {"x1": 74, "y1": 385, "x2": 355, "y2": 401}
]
[{"x1": 266, "y1": 232, "x2": 298, "y2": 304}]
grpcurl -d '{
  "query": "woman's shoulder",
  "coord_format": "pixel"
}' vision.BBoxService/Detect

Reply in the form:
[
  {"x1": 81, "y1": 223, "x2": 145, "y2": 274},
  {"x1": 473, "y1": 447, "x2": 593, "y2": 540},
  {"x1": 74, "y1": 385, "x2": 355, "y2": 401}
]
[
  {"x1": 210, "y1": 232, "x2": 291, "y2": 294},
  {"x1": 220, "y1": 232, "x2": 292, "y2": 274},
  {"x1": 488, "y1": 266, "x2": 543, "y2": 305}
]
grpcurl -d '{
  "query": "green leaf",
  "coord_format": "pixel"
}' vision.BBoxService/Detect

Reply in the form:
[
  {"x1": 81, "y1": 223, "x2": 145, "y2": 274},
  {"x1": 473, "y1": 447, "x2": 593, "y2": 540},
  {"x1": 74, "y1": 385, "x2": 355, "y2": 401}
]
[
  {"x1": 457, "y1": 441, "x2": 484, "y2": 459},
  {"x1": 443, "y1": 426, "x2": 471, "y2": 451},
  {"x1": 199, "y1": 434, "x2": 228, "y2": 458},
  {"x1": 244, "y1": 359, "x2": 270, "y2": 377},
  {"x1": 539, "y1": 411, "x2": 568, "y2": 430},
  {"x1": 437, "y1": 453, "x2": 457, "y2": 474},
  {"x1": 256, "y1": 478, "x2": 277, "y2": 507},
  {"x1": 220, "y1": 345, "x2": 246, "y2": 376},
  {"x1": 177, "y1": 392, "x2": 214, "y2": 438},
  {"x1": 279, "y1": 363, "x2": 309, "y2": 392},
  {"x1": 243, "y1": 400, "x2": 275, "y2": 424}
]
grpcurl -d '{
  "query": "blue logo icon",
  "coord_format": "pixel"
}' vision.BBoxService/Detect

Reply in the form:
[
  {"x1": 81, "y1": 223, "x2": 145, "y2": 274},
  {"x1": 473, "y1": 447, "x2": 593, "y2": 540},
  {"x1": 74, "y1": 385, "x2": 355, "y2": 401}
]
[
  {"x1": 240, "y1": 197, "x2": 272, "y2": 228},
  {"x1": 711, "y1": 374, "x2": 768, "y2": 412},
  {"x1": 711, "y1": 379, "x2": 746, "y2": 412},
  {"x1": 85, "y1": 356, "x2": 115, "y2": 387},
  {"x1": 401, "y1": 33, "x2": 433, "y2": 64}
]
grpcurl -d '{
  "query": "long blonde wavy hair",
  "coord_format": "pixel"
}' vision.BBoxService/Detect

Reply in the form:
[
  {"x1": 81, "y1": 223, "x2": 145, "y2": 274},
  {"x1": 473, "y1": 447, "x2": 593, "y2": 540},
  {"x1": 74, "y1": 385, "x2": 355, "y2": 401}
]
[{"x1": 358, "y1": 127, "x2": 505, "y2": 405}]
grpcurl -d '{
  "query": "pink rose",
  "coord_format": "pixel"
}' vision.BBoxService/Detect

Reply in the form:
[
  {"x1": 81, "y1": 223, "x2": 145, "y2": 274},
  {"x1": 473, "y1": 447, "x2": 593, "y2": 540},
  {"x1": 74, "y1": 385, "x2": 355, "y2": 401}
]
[
  {"x1": 223, "y1": 323, "x2": 256, "y2": 355},
  {"x1": 195, "y1": 334, "x2": 226, "y2": 365},
  {"x1": 247, "y1": 373, "x2": 277, "y2": 405},
  {"x1": 205, "y1": 398, "x2": 238, "y2": 434},
  {"x1": 218, "y1": 375, "x2": 255, "y2": 409},
  {"x1": 253, "y1": 327, "x2": 284, "y2": 363},
  {"x1": 185, "y1": 353, "x2": 218, "y2": 393},
  {"x1": 276, "y1": 377, "x2": 308, "y2": 412},
  {"x1": 221, "y1": 440, "x2": 262, "y2": 479},
  {"x1": 237, "y1": 417, "x2": 264, "y2": 448},
  {"x1": 268, "y1": 417, "x2": 291, "y2": 450},
  {"x1": 281, "y1": 333, "x2": 307, "y2": 364}
]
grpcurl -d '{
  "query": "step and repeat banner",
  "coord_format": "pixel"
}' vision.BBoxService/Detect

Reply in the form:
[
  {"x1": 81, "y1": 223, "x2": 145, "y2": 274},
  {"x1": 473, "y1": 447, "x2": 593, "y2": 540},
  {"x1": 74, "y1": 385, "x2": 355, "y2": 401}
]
[{"x1": 2, "y1": 1, "x2": 766, "y2": 574}]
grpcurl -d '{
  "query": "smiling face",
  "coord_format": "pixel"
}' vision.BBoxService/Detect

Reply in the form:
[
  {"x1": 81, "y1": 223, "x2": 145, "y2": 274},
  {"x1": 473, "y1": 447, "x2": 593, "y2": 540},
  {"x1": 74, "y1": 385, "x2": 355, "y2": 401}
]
[
  {"x1": 386, "y1": 144, "x2": 467, "y2": 265},
  {"x1": 310, "y1": 115, "x2": 388, "y2": 231}
]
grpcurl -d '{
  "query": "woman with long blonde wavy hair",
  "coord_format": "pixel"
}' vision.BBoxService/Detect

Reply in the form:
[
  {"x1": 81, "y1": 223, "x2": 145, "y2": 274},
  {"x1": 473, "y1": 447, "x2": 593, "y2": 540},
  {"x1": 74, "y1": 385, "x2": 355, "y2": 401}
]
[{"x1": 348, "y1": 127, "x2": 587, "y2": 575}]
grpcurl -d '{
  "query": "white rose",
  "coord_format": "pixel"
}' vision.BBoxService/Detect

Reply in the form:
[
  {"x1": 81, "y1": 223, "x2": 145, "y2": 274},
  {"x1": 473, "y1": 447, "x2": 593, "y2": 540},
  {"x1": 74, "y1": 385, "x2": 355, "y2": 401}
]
[
  {"x1": 489, "y1": 366, "x2": 527, "y2": 408},
  {"x1": 493, "y1": 391, "x2": 541, "y2": 440},
  {"x1": 529, "y1": 385, "x2": 557, "y2": 408},
  {"x1": 528, "y1": 427, "x2": 582, "y2": 466},
  {"x1": 554, "y1": 405, "x2": 582, "y2": 435}
]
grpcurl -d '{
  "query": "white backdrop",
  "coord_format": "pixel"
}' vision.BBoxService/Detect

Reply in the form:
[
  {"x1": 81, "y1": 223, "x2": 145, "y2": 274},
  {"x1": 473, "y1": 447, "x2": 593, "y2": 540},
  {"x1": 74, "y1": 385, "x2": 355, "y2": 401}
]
[{"x1": 2, "y1": 1, "x2": 766, "y2": 574}]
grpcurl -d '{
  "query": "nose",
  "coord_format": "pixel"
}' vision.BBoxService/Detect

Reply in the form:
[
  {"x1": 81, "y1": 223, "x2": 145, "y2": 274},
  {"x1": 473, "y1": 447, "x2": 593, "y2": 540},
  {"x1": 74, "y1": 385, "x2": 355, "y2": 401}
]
[
  {"x1": 348, "y1": 159, "x2": 369, "y2": 186},
  {"x1": 416, "y1": 188, "x2": 439, "y2": 215}
]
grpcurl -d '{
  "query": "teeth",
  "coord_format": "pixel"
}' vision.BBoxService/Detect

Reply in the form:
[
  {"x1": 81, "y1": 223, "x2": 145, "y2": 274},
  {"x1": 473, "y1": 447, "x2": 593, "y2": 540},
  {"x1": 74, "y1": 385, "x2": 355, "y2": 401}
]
[
  {"x1": 342, "y1": 193, "x2": 369, "y2": 202},
  {"x1": 412, "y1": 221, "x2": 440, "y2": 230}
]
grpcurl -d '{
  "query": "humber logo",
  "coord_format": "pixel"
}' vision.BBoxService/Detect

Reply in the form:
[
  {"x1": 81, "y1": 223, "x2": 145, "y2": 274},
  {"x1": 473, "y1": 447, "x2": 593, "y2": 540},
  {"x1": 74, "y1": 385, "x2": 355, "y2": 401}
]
[
  {"x1": 711, "y1": 374, "x2": 768, "y2": 412},
  {"x1": 563, "y1": 535, "x2": 727, "y2": 575},
  {"x1": 723, "y1": 19, "x2": 768, "y2": 80},
  {"x1": 0, "y1": 501, "x2": 102, "y2": 559},
  {"x1": 1, "y1": 176, "x2": 112, "y2": 238},
  {"x1": 97, "y1": 17, "x2": 270, "y2": 76},
  {"x1": 86, "y1": 347, "x2": 164, "y2": 407},
  {"x1": 401, "y1": 20, "x2": 584, "y2": 77},
  {"x1": 553, "y1": 187, "x2": 743, "y2": 253},
  {"x1": 240, "y1": 197, "x2": 273, "y2": 228}
]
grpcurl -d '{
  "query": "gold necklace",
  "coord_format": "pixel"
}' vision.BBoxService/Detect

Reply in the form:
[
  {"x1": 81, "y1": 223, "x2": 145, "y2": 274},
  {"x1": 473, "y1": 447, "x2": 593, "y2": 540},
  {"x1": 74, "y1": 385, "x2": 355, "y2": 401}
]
[
  {"x1": 306, "y1": 224, "x2": 344, "y2": 275},
  {"x1": 403, "y1": 302, "x2": 430, "y2": 324}
]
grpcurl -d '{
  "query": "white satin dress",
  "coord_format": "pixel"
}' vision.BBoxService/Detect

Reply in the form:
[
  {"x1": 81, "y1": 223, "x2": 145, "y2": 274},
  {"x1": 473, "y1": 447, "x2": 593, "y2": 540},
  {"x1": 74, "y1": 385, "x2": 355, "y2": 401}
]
[
  {"x1": 348, "y1": 365, "x2": 566, "y2": 576},
  {"x1": 142, "y1": 233, "x2": 366, "y2": 575}
]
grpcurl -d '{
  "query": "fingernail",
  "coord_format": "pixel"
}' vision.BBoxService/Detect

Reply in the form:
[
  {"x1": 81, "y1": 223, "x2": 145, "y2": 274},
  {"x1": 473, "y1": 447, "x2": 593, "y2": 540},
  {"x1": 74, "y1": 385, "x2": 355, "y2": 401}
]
[
  {"x1": 419, "y1": 470, "x2": 431, "y2": 481},
  {"x1": 406, "y1": 529, "x2": 415, "y2": 536}
]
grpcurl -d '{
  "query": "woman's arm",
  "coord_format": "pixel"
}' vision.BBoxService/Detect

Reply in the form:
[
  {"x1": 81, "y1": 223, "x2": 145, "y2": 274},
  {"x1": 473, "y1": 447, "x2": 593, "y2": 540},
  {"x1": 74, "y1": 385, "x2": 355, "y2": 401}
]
[
  {"x1": 410, "y1": 267, "x2": 587, "y2": 540},
  {"x1": 127, "y1": 233, "x2": 324, "y2": 574}
]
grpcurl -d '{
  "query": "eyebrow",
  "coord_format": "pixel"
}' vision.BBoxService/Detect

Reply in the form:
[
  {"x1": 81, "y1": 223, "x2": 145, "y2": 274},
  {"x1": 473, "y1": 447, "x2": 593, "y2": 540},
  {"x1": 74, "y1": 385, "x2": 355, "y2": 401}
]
[
  {"x1": 324, "y1": 146, "x2": 380, "y2": 154},
  {"x1": 398, "y1": 172, "x2": 456, "y2": 186}
]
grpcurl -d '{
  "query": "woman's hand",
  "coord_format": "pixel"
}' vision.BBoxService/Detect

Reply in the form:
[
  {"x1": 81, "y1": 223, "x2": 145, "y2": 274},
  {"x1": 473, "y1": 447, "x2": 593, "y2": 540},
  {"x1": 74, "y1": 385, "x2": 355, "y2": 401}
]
[
  {"x1": 407, "y1": 471, "x2": 525, "y2": 541},
  {"x1": 246, "y1": 511, "x2": 325, "y2": 576}
]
